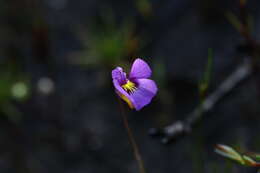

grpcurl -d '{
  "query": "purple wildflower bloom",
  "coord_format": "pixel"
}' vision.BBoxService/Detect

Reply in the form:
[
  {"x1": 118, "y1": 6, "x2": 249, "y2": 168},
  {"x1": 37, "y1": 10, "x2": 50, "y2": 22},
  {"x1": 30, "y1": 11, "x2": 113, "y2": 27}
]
[{"x1": 112, "y1": 58, "x2": 158, "y2": 111}]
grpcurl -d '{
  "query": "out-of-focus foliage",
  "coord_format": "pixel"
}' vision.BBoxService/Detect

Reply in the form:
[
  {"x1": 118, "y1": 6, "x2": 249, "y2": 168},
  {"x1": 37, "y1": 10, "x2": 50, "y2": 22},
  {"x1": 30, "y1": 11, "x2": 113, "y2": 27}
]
[
  {"x1": 0, "y1": 62, "x2": 30, "y2": 122},
  {"x1": 226, "y1": 12, "x2": 243, "y2": 33},
  {"x1": 72, "y1": 12, "x2": 140, "y2": 67},
  {"x1": 135, "y1": 0, "x2": 152, "y2": 17},
  {"x1": 215, "y1": 144, "x2": 260, "y2": 167},
  {"x1": 198, "y1": 48, "x2": 213, "y2": 98}
]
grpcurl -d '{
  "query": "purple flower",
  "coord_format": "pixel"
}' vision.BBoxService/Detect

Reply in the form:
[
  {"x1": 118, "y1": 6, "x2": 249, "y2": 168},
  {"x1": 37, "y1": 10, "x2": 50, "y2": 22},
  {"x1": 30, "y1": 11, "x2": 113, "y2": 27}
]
[{"x1": 112, "y1": 58, "x2": 158, "y2": 111}]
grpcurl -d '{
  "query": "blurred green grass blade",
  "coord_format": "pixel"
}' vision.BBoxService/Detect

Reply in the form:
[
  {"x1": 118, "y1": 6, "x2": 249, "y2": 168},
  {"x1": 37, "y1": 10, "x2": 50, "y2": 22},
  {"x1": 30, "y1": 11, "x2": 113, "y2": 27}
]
[
  {"x1": 254, "y1": 155, "x2": 260, "y2": 161},
  {"x1": 199, "y1": 48, "x2": 213, "y2": 94},
  {"x1": 204, "y1": 48, "x2": 213, "y2": 86},
  {"x1": 0, "y1": 103, "x2": 21, "y2": 123},
  {"x1": 226, "y1": 12, "x2": 242, "y2": 32},
  {"x1": 136, "y1": 0, "x2": 152, "y2": 17},
  {"x1": 76, "y1": 12, "x2": 138, "y2": 67},
  {"x1": 247, "y1": 15, "x2": 254, "y2": 33},
  {"x1": 153, "y1": 58, "x2": 166, "y2": 86},
  {"x1": 0, "y1": 73, "x2": 13, "y2": 101}
]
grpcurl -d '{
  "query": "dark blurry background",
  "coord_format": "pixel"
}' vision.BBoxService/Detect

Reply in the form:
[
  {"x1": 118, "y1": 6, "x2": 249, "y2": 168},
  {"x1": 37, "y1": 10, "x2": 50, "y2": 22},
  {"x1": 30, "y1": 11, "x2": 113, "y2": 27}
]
[{"x1": 0, "y1": 0, "x2": 260, "y2": 172}]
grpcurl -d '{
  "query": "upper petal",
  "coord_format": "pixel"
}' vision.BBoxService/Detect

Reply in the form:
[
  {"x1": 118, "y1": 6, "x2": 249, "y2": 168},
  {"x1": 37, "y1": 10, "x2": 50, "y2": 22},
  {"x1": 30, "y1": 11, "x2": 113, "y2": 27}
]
[
  {"x1": 136, "y1": 79, "x2": 158, "y2": 94},
  {"x1": 129, "y1": 58, "x2": 152, "y2": 79},
  {"x1": 130, "y1": 79, "x2": 158, "y2": 111},
  {"x1": 112, "y1": 67, "x2": 127, "y2": 85}
]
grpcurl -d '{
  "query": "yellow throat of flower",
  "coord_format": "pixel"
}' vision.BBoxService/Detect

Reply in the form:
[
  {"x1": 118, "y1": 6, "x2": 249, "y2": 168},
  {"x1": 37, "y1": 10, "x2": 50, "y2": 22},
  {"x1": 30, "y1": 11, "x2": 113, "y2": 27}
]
[{"x1": 122, "y1": 80, "x2": 137, "y2": 94}]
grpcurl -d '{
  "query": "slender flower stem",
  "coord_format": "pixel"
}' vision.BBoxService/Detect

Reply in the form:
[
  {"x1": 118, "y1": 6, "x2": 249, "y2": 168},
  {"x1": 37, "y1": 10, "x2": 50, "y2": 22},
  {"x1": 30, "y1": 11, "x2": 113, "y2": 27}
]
[{"x1": 118, "y1": 98, "x2": 147, "y2": 173}]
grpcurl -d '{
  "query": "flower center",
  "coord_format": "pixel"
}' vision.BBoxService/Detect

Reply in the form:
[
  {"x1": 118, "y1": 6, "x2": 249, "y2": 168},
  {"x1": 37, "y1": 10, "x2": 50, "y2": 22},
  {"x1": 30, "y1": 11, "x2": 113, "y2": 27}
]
[{"x1": 122, "y1": 80, "x2": 137, "y2": 94}]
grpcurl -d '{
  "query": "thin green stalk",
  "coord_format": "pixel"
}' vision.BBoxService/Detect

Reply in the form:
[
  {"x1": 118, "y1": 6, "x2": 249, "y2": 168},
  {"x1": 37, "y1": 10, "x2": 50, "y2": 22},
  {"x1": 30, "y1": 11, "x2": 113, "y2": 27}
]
[{"x1": 118, "y1": 98, "x2": 147, "y2": 173}]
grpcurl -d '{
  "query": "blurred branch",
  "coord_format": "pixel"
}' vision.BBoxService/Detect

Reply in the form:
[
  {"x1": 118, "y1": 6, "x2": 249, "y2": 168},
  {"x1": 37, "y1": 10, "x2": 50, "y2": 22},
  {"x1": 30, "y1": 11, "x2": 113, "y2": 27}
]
[{"x1": 150, "y1": 59, "x2": 252, "y2": 144}]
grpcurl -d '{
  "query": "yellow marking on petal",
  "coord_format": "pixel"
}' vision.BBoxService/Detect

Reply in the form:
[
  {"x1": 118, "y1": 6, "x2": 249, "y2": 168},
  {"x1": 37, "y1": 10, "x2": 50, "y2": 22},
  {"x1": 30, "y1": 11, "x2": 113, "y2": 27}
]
[
  {"x1": 119, "y1": 93, "x2": 134, "y2": 109},
  {"x1": 122, "y1": 80, "x2": 137, "y2": 94}
]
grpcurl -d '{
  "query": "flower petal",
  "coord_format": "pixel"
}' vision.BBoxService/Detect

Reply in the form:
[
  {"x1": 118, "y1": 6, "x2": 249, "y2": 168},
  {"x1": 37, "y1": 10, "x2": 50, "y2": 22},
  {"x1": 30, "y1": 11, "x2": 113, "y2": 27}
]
[
  {"x1": 112, "y1": 79, "x2": 135, "y2": 109},
  {"x1": 136, "y1": 79, "x2": 158, "y2": 94},
  {"x1": 129, "y1": 58, "x2": 152, "y2": 79},
  {"x1": 112, "y1": 67, "x2": 127, "y2": 85},
  {"x1": 130, "y1": 79, "x2": 157, "y2": 110}
]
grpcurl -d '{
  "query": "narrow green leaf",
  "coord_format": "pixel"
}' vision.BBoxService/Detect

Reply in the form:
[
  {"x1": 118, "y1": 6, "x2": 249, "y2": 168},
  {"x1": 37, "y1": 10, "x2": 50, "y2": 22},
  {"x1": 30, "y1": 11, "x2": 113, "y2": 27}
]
[
  {"x1": 226, "y1": 12, "x2": 242, "y2": 32},
  {"x1": 199, "y1": 48, "x2": 213, "y2": 95},
  {"x1": 215, "y1": 144, "x2": 244, "y2": 165},
  {"x1": 242, "y1": 155, "x2": 256, "y2": 166},
  {"x1": 255, "y1": 155, "x2": 260, "y2": 161}
]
